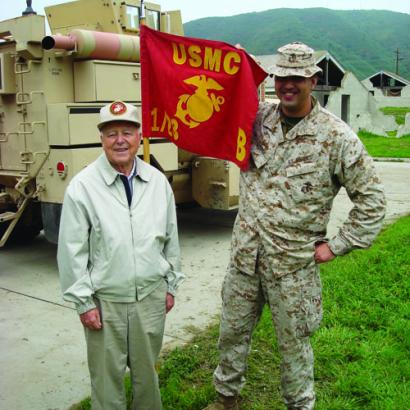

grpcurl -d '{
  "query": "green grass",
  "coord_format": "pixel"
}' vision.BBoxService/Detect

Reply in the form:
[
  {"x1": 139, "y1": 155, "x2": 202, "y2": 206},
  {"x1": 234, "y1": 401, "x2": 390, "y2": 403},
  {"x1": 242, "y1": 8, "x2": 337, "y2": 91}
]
[
  {"x1": 358, "y1": 131, "x2": 410, "y2": 158},
  {"x1": 72, "y1": 215, "x2": 410, "y2": 409},
  {"x1": 358, "y1": 107, "x2": 410, "y2": 157},
  {"x1": 380, "y1": 107, "x2": 410, "y2": 126}
]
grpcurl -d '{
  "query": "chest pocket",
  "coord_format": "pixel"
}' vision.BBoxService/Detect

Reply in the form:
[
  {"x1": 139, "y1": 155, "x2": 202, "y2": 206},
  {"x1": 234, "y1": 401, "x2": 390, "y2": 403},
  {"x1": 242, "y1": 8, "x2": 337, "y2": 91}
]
[{"x1": 286, "y1": 162, "x2": 329, "y2": 203}]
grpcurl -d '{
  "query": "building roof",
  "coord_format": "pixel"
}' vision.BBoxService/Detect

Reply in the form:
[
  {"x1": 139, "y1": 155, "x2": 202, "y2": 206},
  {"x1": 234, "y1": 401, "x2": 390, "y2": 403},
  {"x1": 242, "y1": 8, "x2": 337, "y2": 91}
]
[
  {"x1": 315, "y1": 50, "x2": 345, "y2": 75},
  {"x1": 365, "y1": 70, "x2": 410, "y2": 86}
]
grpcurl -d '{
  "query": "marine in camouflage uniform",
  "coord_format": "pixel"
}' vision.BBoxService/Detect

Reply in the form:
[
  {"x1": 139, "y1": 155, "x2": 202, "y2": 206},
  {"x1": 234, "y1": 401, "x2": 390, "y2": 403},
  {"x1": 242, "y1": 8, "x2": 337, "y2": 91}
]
[{"x1": 205, "y1": 43, "x2": 386, "y2": 410}]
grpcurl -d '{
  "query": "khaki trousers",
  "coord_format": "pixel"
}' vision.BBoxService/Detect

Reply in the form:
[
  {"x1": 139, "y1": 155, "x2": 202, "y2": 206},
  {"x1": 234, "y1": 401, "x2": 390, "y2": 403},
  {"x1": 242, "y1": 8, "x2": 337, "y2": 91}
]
[
  {"x1": 214, "y1": 261, "x2": 322, "y2": 410},
  {"x1": 85, "y1": 280, "x2": 167, "y2": 410}
]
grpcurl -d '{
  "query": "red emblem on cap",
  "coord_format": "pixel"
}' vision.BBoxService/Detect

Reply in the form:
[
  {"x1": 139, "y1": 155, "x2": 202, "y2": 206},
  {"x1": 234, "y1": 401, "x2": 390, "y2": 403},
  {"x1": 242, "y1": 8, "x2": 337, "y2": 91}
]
[{"x1": 110, "y1": 101, "x2": 127, "y2": 115}]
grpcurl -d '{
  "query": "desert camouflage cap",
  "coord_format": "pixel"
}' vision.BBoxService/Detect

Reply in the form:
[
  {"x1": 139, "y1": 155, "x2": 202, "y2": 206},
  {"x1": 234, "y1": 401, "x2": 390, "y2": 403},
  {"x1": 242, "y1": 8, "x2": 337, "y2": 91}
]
[
  {"x1": 271, "y1": 42, "x2": 322, "y2": 78},
  {"x1": 98, "y1": 101, "x2": 141, "y2": 130}
]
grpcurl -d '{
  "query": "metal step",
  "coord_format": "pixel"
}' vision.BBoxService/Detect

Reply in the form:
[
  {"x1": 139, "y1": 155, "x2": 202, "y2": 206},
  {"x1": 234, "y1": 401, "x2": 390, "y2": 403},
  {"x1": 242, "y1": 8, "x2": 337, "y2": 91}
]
[
  {"x1": 0, "y1": 212, "x2": 16, "y2": 222},
  {"x1": 0, "y1": 192, "x2": 11, "y2": 200}
]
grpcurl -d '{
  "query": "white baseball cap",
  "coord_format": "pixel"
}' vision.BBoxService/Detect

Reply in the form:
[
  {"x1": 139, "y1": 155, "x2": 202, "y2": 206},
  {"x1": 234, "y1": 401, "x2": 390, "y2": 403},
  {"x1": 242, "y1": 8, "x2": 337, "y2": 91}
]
[{"x1": 98, "y1": 101, "x2": 141, "y2": 130}]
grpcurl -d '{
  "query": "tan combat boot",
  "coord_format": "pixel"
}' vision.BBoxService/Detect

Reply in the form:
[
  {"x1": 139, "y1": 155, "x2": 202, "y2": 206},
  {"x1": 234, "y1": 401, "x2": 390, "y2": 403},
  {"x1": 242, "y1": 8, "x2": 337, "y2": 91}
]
[{"x1": 203, "y1": 393, "x2": 239, "y2": 410}]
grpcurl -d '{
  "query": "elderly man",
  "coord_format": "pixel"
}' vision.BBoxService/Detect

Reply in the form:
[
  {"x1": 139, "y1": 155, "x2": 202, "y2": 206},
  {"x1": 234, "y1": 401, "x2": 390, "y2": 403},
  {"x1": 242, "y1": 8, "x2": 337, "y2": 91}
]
[
  {"x1": 205, "y1": 43, "x2": 386, "y2": 410},
  {"x1": 57, "y1": 101, "x2": 184, "y2": 410}
]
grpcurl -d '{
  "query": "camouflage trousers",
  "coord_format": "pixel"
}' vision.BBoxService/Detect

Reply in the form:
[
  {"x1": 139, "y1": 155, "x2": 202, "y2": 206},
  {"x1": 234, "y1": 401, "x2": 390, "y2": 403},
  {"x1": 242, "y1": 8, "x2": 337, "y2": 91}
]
[{"x1": 213, "y1": 260, "x2": 323, "y2": 410}]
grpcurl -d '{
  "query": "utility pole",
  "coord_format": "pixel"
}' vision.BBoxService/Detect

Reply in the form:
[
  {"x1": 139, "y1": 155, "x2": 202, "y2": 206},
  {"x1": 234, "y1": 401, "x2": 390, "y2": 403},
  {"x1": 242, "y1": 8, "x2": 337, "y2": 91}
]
[{"x1": 394, "y1": 48, "x2": 403, "y2": 75}]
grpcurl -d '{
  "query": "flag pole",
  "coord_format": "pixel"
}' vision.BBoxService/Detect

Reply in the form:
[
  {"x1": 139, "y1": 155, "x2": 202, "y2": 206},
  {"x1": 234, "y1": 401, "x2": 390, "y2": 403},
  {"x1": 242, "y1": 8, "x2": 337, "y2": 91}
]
[{"x1": 140, "y1": 0, "x2": 150, "y2": 164}]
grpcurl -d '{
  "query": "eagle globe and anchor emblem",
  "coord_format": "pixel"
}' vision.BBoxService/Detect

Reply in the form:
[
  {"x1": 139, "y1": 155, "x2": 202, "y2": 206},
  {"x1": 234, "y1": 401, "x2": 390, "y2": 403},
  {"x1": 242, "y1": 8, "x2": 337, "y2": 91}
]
[{"x1": 175, "y1": 75, "x2": 225, "y2": 129}]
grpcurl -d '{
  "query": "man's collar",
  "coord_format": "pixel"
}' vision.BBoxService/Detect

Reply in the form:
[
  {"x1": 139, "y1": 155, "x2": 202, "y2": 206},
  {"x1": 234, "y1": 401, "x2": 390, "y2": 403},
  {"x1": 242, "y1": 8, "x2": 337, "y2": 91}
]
[
  {"x1": 99, "y1": 154, "x2": 152, "y2": 185},
  {"x1": 134, "y1": 157, "x2": 151, "y2": 182},
  {"x1": 262, "y1": 96, "x2": 320, "y2": 140}
]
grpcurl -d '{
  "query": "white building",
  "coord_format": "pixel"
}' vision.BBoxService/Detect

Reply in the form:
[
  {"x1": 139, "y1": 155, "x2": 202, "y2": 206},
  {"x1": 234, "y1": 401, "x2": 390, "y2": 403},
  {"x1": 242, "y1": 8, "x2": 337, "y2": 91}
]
[{"x1": 362, "y1": 71, "x2": 410, "y2": 108}]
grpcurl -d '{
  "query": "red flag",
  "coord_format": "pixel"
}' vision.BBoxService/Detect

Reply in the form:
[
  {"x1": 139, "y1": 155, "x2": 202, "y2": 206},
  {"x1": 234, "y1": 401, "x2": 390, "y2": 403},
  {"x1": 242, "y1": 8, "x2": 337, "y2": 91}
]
[{"x1": 140, "y1": 25, "x2": 268, "y2": 170}]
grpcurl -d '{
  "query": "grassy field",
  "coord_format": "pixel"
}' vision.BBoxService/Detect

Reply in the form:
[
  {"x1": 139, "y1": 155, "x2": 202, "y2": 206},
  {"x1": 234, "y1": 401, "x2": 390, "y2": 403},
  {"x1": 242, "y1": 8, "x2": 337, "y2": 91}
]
[
  {"x1": 358, "y1": 131, "x2": 410, "y2": 158},
  {"x1": 158, "y1": 215, "x2": 410, "y2": 410},
  {"x1": 360, "y1": 106, "x2": 410, "y2": 157},
  {"x1": 73, "y1": 215, "x2": 410, "y2": 409},
  {"x1": 380, "y1": 107, "x2": 410, "y2": 126}
]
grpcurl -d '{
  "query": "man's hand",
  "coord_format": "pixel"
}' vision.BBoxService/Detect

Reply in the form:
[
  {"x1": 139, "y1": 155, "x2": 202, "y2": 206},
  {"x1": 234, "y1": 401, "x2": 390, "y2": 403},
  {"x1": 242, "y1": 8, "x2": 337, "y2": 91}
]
[
  {"x1": 166, "y1": 293, "x2": 175, "y2": 314},
  {"x1": 80, "y1": 308, "x2": 102, "y2": 330},
  {"x1": 235, "y1": 43, "x2": 258, "y2": 62},
  {"x1": 314, "y1": 242, "x2": 336, "y2": 264}
]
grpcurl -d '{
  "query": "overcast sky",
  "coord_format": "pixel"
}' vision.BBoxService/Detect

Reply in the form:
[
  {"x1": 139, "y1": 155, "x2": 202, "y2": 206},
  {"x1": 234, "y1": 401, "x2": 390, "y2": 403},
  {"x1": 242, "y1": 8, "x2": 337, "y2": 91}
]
[{"x1": 1, "y1": 0, "x2": 409, "y2": 23}]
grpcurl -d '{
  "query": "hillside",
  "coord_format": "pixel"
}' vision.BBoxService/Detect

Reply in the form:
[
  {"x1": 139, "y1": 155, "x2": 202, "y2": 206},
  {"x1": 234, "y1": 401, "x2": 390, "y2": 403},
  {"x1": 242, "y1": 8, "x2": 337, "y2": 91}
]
[{"x1": 184, "y1": 8, "x2": 410, "y2": 80}]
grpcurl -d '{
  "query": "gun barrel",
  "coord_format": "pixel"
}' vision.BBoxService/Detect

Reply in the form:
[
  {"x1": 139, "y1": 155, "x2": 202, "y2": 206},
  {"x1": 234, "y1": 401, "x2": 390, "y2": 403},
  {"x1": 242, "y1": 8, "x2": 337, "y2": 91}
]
[
  {"x1": 41, "y1": 30, "x2": 140, "y2": 62},
  {"x1": 42, "y1": 35, "x2": 76, "y2": 51}
]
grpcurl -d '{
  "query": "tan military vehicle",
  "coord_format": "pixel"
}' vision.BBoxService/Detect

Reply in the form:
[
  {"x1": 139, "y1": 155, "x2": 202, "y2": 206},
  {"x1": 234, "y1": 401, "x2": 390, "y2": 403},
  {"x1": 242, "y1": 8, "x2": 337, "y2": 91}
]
[{"x1": 0, "y1": 0, "x2": 240, "y2": 246}]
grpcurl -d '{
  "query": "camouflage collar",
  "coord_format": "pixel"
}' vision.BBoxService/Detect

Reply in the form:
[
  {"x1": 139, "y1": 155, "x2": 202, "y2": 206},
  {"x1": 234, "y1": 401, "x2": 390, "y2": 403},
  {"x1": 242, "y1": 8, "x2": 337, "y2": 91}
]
[{"x1": 277, "y1": 98, "x2": 320, "y2": 141}]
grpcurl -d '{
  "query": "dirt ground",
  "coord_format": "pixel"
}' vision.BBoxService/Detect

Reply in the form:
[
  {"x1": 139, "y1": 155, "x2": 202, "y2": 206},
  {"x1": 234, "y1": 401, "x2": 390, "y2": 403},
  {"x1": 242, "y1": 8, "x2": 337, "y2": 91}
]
[{"x1": 0, "y1": 161, "x2": 409, "y2": 410}]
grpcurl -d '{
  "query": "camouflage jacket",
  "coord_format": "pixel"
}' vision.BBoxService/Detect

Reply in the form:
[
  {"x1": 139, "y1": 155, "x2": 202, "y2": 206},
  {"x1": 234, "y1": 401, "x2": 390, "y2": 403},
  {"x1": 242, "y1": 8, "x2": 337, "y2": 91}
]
[{"x1": 231, "y1": 101, "x2": 386, "y2": 275}]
